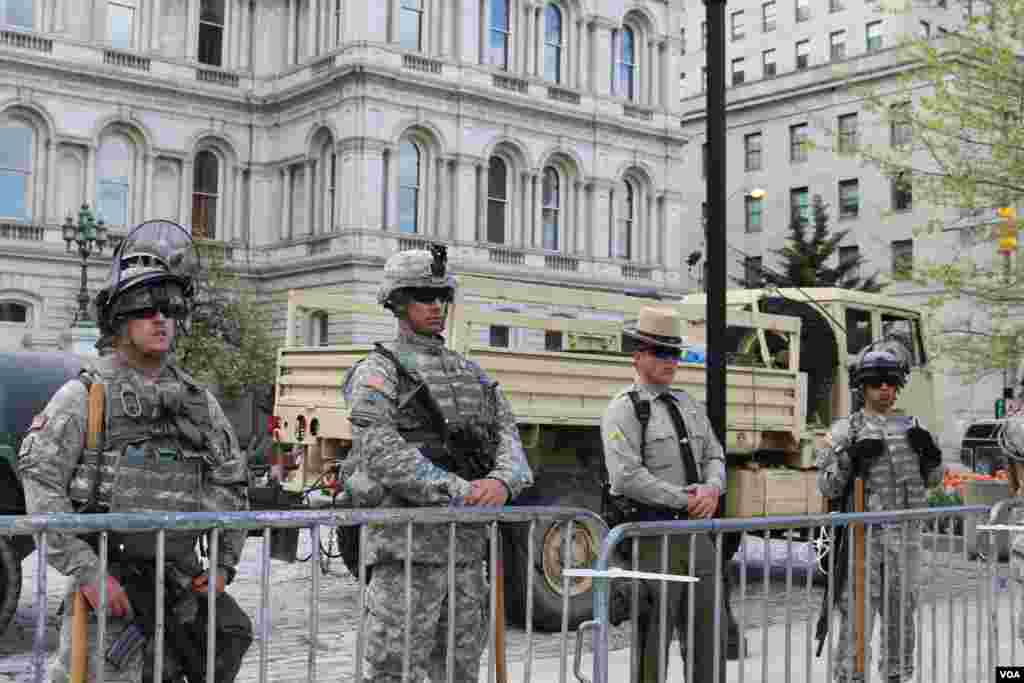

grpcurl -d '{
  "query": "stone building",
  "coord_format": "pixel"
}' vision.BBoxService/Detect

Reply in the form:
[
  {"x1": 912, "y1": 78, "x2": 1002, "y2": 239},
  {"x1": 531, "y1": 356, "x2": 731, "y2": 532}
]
[{"x1": 0, "y1": 0, "x2": 995, "y2": 444}]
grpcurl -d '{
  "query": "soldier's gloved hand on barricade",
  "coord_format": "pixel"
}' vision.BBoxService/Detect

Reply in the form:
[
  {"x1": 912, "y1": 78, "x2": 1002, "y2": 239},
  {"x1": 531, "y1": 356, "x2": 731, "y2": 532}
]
[
  {"x1": 465, "y1": 478, "x2": 510, "y2": 506},
  {"x1": 81, "y1": 575, "x2": 134, "y2": 619},
  {"x1": 847, "y1": 438, "x2": 884, "y2": 473},
  {"x1": 907, "y1": 426, "x2": 942, "y2": 471},
  {"x1": 685, "y1": 484, "x2": 720, "y2": 519}
]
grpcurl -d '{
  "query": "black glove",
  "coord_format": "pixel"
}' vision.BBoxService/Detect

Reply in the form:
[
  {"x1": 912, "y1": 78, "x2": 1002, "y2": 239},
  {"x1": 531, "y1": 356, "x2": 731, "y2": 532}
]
[
  {"x1": 847, "y1": 439, "x2": 884, "y2": 476},
  {"x1": 907, "y1": 426, "x2": 942, "y2": 477}
]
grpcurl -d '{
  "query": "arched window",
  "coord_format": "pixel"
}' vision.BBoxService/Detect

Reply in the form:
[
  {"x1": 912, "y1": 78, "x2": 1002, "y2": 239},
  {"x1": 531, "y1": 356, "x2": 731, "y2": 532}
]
[
  {"x1": 542, "y1": 167, "x2": 560, "y2": 251},
  {"x1": 544, "y1": 4, "x2": 562, "y2": 83},
  {"x1": 97, "y1": 134, "x2": 134, "y2": 228},
  {"x1": 1, "y1": 1, "x2": 33, "y2": 30},
  {"x1": 0, "y1": 302, "x2": 28, "y2": 323},
  {"x1": 192, "y1": 150, "x2": 219, "y2": 239},
  {"x1": 616, "y1": 182, "x2": 634, "y2": 260},
  {"x1": 617, "y1": 27, "x2": 637, "y2": 101},
  {"x1": 398, "y1": 140, "x2": 420, "y2": 234},
  {"x1": 487, "y1": 157, "x2": 508, "y2": 244},
  {"x1": 0, "y1": 121, "x2": 32, "y2": 220},
  {"x1": 489, "y1": 0, "x2": 510, "y2": 69},
  {"x1": 400, "y1": 0, "x2": 423, "y2": 51}
]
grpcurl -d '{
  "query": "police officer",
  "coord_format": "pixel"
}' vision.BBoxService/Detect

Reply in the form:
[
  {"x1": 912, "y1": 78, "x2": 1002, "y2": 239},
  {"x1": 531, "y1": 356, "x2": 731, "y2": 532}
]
[
  {"x1": 816, "y1": 340, "x2": 944, "y2": 683},
  {"x1": 601, "y1": 306, "x2": 727, "y2": 683},
  {"x1": 18, "y1": 221, "x2": 253, "y2": 683},
  {"x1": 343, "y1": 246, "x2": 533, "y2": 683}
]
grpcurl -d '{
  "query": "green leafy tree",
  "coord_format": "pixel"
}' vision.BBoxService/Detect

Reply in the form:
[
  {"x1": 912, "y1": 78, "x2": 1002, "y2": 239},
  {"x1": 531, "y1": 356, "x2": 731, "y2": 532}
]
[
  {"x1": 734, "y1": 194, "x2": 884, "y2": 291},
  {"x1": 175, "y1": 245, "x2": 278, "y2": 403},
  {"x1": 855, "y1": 3, "x2": 1024, "y2": 382}
]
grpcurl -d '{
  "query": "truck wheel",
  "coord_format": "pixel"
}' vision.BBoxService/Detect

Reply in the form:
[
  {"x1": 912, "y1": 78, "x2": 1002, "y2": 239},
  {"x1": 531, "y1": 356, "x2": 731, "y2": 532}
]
[
  {"x1": 501, "y1": 517, "x2": 603, "y2": 632},
  {"x1": 0, "y1": 537, "x2": 22, "y2": 634}
]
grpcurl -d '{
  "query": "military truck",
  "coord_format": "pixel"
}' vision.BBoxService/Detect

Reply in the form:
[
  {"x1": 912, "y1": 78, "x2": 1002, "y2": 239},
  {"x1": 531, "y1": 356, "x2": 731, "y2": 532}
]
[{"x1": 270, "y1": 275, "x2": 940, "y2": 630}]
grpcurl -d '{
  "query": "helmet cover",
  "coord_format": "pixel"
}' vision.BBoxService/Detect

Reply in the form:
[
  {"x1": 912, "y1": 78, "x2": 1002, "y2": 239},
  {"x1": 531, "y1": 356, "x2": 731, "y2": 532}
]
[{"x1": 377, "y1": 244, "x2": 457, "y2": 309}]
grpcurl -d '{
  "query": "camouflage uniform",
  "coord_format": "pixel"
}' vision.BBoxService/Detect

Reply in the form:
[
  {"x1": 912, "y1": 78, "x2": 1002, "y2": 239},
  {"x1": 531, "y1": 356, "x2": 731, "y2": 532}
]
[
  {"x1": 995, "y1": 418, "x2": 1024, "y2": 642},
  {"x1": 345, "y1": 248, "x2": 533, "y2": 683},
  {"x1": 817, "y1": 411, "x2": 943, "y2": 682},
  {"x1": 17, "y1": 221, "x2": 252, "y2": 683},
  {"x1": 601, "y1": 381, "x2": 727, "y2": 683}
]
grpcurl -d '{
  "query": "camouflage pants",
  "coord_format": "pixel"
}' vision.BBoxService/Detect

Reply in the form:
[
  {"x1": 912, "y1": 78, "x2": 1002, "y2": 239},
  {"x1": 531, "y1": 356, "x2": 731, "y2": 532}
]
[
  {"x1": 833, "y1": 525, "x2": 921, "y2": 683},
  {"x1": 50, "y1": 579, "x2": 144, "y2": 683},
  {"x1": 363, "y1": 561, "x2": 489, "y2": 683}
]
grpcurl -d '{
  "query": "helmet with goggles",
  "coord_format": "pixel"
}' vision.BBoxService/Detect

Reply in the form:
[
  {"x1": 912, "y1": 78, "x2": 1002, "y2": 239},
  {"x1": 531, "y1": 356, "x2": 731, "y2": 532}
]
[
  {"x1": 850, "y1": 338, "x2": 912, "y2": 390},
  {"x1": 377, "y1": 244, "x2": 457, "y2": 312},
  {"x1": 94, "y1": 220, "x2": 199, "y2": 335}
]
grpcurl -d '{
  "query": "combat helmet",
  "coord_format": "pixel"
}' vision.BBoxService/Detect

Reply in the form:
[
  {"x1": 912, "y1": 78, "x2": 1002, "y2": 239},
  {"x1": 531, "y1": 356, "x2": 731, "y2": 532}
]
[
  {"x1": 94, "y1": 220, "x2": 200, "y2": 336},
  {"x1": 849, "y1": 338, "x2": 912, "y2": 390},
  {"x1": 377, "y1": 244, "x2": 457, "y2": 312}
]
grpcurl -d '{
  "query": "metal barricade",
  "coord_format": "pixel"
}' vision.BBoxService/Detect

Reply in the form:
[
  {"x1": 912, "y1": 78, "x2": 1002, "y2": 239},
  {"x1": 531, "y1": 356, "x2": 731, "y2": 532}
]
[
  {"x1": 578, "y1": 504, "x2": 1024, "y2": 683},
  {"x1": 0, "y1": 505, "x2": 602, "y2": 683}
]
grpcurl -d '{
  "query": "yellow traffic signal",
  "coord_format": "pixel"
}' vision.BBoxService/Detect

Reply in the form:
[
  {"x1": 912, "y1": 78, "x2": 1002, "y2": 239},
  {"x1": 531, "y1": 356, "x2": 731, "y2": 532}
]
[{"x1": 998, "y1": 207, "x2": 1018, "y2": 254}]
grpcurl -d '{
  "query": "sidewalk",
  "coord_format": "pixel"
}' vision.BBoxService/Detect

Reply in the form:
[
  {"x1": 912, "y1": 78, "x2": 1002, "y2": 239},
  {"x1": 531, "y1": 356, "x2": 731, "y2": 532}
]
[{"x1": 501, "y1": 588, "x2": 1024, "y2": 683}]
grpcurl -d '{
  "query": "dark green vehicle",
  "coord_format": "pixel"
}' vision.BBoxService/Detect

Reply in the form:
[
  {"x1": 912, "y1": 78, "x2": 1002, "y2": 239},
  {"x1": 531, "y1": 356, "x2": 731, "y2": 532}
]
[{"x1": 0, "y1": 351, "x2": 88, "y2": 634}]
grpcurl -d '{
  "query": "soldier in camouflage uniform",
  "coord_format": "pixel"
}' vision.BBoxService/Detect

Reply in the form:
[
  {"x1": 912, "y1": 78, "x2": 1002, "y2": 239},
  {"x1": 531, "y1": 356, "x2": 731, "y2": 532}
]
[
  {"x1": 343, "y1": 246, "x2": 533, "y2": 683},
  {"x1": 994, "y1": 418, "x2": 1024, "y2": 644},
  {"x1": 816, "y1": 341, "x2": 944, "y2": 683},
  {"x1": 17, "y1": 221, "x2": 252, "y2": 683}
]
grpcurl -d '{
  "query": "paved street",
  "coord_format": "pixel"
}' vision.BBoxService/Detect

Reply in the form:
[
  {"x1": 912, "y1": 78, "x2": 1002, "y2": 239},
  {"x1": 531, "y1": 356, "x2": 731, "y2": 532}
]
[{"x1": 0, "y1": 529, "x2": 1020, "y2": 682}]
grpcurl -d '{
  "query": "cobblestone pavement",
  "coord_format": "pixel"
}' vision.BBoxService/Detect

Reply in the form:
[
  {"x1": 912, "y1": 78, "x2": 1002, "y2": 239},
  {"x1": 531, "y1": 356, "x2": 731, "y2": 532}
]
[{"x1": 0, "y1": 530, "x2": 1002, "y2": 683}]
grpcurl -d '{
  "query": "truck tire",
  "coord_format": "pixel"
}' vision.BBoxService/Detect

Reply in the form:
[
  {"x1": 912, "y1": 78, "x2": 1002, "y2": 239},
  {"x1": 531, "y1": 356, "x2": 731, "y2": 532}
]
[
  {"x1": 500, "y1": 515, "x2": 604, "y2": 632},
  {"x1": 0, "y1": 536, "x2": 22, "y2": 634}
]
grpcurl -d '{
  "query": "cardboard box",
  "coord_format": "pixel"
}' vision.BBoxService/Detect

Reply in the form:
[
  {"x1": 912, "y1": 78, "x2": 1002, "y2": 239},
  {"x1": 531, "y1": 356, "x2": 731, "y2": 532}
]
[
  {"x1": 763, "y1": 469, "x2": 808, "y2": 516},
  {"x1": 804, "y1": 469, "x2": 828, "y2": 514},
  {"x1": 727, "y1": 468, "x2": 766, "y2": 518}
]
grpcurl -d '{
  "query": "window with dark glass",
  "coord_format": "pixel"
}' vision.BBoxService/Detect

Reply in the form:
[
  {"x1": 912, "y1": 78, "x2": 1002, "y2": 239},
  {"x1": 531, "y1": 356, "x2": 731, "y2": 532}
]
[
  {"x1": 744, "y1": 133, "x2": 762, "y2": 171},
  {"x1": 830, "y1": 30, "x2": 846, "y2": 60},
  {"x1": 0, "y1": 0, "x2": 33, "y2": 29},
  {"x1": 796, "y1": 39, "x2": 810, "y2": 69},
  {"x1": 616, "y1": 182, "x2": 634, "y2": 260},
  {"x1": 745, "y1": 195, "x2": 764, "y2": 233},
  {"x1": 790, "y1": 123, "x2": 808, "y2": 162},
  {"x1": 745, "y1": 256, "x2": 763, "y2": 288},
  {"x1": 891, "y1": 239, "x2": 913, "y2": 277},
  {"x1": 790, "y1": 186, "x2": 809, "y2": 225},
  {"x1": 866, "y1": 21, "x2": 883, "y2": 51},
  {"x1": 838, "y1": 113, "x2": 858, "y2": 153},
  {"x1": 545, "y1": 330, "x2": 563, "y2": 351},
  {"x1": 838, "y1": 179, "x2": 859, "y2": 217},
  {"x1": 839, "y1": 244, "x2": 860, "y2": 279},
  {"x1": 762, "y1": 48, "x2": 776, "y2": 77},
  {"x1": 0, "y1": 123, "x2": 31, "y2": 220},
  {"x1": 617, "y1": 27, "x2": 637, "y2": 100},
  {"x1": 198, "y1": 0, "x2": 225, "y2": 66},
  {"x1": 398, "y1": 140, "x2": 420, "y2": 234},
  {"x1": 544, "y1": 4, "x2": 562, "y2": 83},
  {"x1": 762, "y1": 1, "x2": 776, "y2": 31},
  {"x1": 490, "y1": 325, "x2": 510, "y2": 348},
  {"x1": 490, "y1": 0, "x2": 510, "y2": 69},
  {"x1": 845, "y1": 307, "x2": 872, "y2": 354},
  {"x1": 892, "y1": 172, "x2": 912, "y2": 211},
  {"x1": 400, "y1": 0, "x2": 423, "y2": 51},
  {"x1": 732, "y1": 57, "x2": 745, "y2": 85},
  {"x1": 191, "y1": 150, "x2": 219, "y2": 239},
  {"x1": 542, "y1": 167, "x2": 560, "y2": 251},
  {"x1": 680, "y1": 27, "x2": 686, "y2": 54},
  {"x1": 98, "y1": 135, "x2": 132, "y2": 228},
  {"x1": 487, "y1": 157, "x2": 508, "y2": 243},
  {"x1": 0, "y1": 302, "x2": 27, "y2": 323},
  {"x1": 731, "y1": 10, "x2": 745, "y2": 40}
]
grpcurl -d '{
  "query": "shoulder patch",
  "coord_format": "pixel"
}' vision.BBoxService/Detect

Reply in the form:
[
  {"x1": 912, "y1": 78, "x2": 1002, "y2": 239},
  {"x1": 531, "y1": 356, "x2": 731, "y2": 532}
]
[
  {"x1": 29, "y1": 414, "x2": 47, "y2": 431},
  {"x1": 608, "y1": 430, "x2": 626, "y2": 442},
  {"x1": 364, "y1": 373, "x2": 387, "y2": 390}
]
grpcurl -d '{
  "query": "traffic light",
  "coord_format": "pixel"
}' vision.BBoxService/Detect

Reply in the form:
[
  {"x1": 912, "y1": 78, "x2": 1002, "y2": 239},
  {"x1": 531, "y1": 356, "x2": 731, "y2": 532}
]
[{"x1": 998, "y1": 206, "x2": 1018, "y2": 254}]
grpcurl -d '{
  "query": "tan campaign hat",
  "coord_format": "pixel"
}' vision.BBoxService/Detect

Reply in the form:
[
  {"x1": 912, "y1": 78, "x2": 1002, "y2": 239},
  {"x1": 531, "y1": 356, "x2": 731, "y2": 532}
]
[{"x1": 622, "y1": 307, "x2": 687, "y2": 350}]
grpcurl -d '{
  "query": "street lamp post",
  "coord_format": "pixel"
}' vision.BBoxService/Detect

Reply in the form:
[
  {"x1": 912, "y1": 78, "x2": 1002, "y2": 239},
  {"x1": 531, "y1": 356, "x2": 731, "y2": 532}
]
[{"x1": 62, "y1": 204, "x2": 108, "y2": 324}]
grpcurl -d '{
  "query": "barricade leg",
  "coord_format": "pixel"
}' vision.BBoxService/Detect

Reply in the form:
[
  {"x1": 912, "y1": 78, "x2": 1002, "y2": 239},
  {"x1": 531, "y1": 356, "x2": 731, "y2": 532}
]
[{"x1": 879, "y1": 526, "x2": 919, "y2": 682}]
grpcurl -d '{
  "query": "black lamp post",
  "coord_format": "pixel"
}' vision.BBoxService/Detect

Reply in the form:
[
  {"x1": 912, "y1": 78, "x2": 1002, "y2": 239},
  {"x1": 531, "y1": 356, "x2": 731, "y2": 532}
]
[{"x1": 62, "y1": 203, "x2": 108, "y2": 324}]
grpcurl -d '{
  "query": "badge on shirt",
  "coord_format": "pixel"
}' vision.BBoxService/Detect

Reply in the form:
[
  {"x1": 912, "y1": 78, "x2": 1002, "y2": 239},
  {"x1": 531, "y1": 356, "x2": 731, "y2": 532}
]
[{"x1": 29, "y1": 414, "x2": 47, "y2": 431}]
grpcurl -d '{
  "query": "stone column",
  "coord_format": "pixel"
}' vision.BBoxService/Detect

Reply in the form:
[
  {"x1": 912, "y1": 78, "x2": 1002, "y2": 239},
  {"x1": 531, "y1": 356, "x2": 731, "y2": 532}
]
[
  {"x1": 573, "y1": 180, "x2": 584, "y2": 254},
  {"x1": 141, "y1": 154, "x2": 154, "y2": 219},
  {"x1": 591, "y1": 181, "x2": 611, "y2": 258},
  {"x1": 179, "y1": 159, "x2": 192, "y2": 227},
  {"x1": 479, "y1": 0, "x2": 491, "y2": 64},
  {"x1": 437, "y1": 0, "x2": 448, "y2": 56},
  {"x1": 363, "y1": 144, "x2": 386, "y2": 230},
  {"x1": 523, "y1": 1, "x2": 534, "y2": 76},
  {"x1": 44, "y1": 141, "x2": 57, "y2": 224},
  {"x1": 307, "y1": 0, "x2": 319, "y2": 58},
  {"x1": 476, "y1": 162, "x2": 488, "y2": 242},
  {"x1": 647, "y1": 40, "x2": 657, "y2": 107},
  {"x1": 335, "y1": 145, "x2": 347, "y2": 231},
  {"x1": 577, "y1": 19, "x2": 588, "y2": 92},
  {"x1": 560, "y1": 174, "x2": 572, "y2": 253},
  {"x1": 302, "y1": 159, "x2": 314, "y2": 235},
  {"x1": 645, "y1": 191, "x2": 655, "y2": 263},
  {"x1": 186, "y1": 0, "x2": 199, "y2": 61},
  {"x1": 519, "y1": 171, "x2": 530, "y2": 247},
  {"x1": 280, "y1": 165, "x2": 292, "y2": 240},
  {"x1": 435, "y1": 157, "x2": 448, "y2": 238},
  {"x1": 534, "y1": 5, "x2": 543, "y2": 78},
  {"x1": 231, "y1": 166, "x2": 243, "y2": 241},
  {"x1": 531, "y1": 173, "x2": 542, "y2": 248},
  {"x1": 286, "y1": 0, "x2": 296, "y2": 65},
  {"x1": 453, "y1": 159, "x2": 478, "y2": 242},
  {"x1": 507, "y1": 170, "x2": 518, "y2": 246},
  {"x1": 223, "y1": 0, "x2": 234, "y2": 68},
  {"x1": 149, "y1": 0, "x2": 162, "y2": 51},
  {"x1": 594, "y1": 21, "x2": 612, "y2": 97}
]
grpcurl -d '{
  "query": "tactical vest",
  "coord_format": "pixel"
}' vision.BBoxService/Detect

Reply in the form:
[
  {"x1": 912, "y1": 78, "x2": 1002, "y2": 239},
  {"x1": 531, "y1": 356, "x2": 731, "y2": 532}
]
[
  {"x1": 858, "y1": 413, "x2": 929, "y2": 513},
  {"x1": 67, "y1": 360, "x2": 214, "y2": 514}
]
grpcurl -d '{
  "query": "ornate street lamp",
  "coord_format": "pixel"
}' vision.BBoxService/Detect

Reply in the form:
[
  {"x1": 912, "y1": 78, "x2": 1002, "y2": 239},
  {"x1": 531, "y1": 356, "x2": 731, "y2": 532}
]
[{"x1": 62, "y1": 203, "x2": 108, "y2": 324}]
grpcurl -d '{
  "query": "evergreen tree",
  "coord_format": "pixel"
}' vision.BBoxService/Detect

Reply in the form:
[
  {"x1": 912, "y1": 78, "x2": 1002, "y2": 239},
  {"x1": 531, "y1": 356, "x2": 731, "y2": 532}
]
[{"x1": 735, "y1": 195, "x2": 883, "y2": 291}]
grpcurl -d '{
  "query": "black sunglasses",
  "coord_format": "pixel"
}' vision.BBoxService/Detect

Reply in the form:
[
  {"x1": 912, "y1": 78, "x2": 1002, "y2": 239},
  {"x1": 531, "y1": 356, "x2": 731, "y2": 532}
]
[
  {"x1": 642, "y1": 346, "x2": 682, "y2": 362},
  {"x1": 863, "y1": 376, "x2": 901, "y2": 388},
  {"x1": 405, "y1": 288, "x2": 453, "y2": 304},
  {"x1": 122, "y1": 302, "x2": 188, "y2": 321}
]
